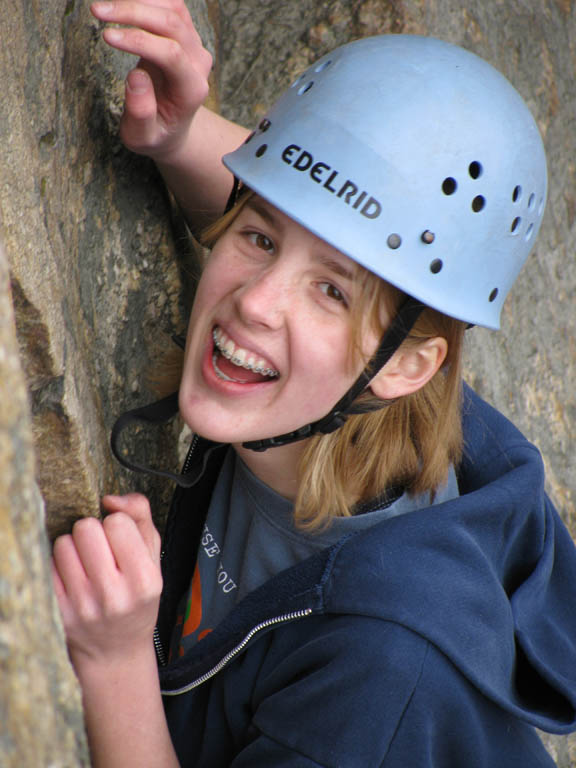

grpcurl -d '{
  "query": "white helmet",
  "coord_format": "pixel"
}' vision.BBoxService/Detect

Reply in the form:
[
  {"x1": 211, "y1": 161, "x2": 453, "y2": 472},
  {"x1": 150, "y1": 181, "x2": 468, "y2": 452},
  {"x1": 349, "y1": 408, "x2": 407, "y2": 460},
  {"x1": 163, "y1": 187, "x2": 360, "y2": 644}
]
[{"x1": 224, "y1": 35, "x2": 547, "y2": 330}]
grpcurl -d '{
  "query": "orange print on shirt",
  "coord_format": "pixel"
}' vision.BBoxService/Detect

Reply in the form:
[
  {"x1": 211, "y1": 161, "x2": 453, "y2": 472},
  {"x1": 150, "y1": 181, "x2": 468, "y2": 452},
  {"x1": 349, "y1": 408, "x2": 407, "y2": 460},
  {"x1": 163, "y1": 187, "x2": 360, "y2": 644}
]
[
  {"x1": 178, "y1": 563, "x2": 215, "y2": 655},
  {"x1": 182, "y1": 562, "x2": 203, "y2": 638}
]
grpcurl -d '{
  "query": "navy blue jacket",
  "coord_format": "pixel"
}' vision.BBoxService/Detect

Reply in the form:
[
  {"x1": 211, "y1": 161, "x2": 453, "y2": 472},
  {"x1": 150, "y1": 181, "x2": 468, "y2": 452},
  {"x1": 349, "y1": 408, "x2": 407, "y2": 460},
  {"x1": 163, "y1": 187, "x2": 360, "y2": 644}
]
[{"x1": 150, "y1": 386, "x2": 576, "y2": 766}]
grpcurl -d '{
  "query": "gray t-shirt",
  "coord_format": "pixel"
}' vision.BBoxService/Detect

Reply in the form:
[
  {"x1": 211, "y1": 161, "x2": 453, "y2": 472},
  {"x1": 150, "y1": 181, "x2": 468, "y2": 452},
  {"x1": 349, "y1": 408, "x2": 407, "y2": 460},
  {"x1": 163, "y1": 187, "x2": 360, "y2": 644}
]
[{"x1": 171, "y1": 448, "x2": 459, "y2": 657}]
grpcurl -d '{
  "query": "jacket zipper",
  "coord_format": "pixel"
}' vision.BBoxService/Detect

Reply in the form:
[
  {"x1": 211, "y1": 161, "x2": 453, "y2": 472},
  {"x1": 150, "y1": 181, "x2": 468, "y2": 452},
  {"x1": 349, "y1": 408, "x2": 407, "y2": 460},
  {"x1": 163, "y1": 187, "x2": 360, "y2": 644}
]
[
  {"x1": 161, "y1": 608, "x2": 313, "y2": 696},
  {"x1": 154, "y1": 433, "x2": 200, "y2": 668},
  {"x1": 154, "y1": 626, "x2": 168, "y2": 666},
  {"x1": 181, "y1": 433, "x2": 199, "y2": 475}
]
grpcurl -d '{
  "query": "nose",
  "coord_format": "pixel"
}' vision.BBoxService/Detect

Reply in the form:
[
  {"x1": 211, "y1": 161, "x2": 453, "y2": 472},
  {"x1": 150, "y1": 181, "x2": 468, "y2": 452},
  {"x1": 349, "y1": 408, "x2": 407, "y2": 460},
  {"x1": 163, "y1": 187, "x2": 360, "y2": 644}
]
[{"x1": 234, "y1": 260, "x2": 295, "y2": 329}]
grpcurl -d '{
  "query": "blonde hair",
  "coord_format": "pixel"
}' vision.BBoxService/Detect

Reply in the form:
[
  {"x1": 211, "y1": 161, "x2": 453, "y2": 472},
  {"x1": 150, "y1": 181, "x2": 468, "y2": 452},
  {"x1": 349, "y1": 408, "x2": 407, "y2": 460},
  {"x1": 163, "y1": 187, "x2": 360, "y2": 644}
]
[
  {"x1": 169, "y1": 191, "x2": 466, "y2": 531},
  {"x1": 295, "y1": 285, "x2": 465, "y2": 530}
]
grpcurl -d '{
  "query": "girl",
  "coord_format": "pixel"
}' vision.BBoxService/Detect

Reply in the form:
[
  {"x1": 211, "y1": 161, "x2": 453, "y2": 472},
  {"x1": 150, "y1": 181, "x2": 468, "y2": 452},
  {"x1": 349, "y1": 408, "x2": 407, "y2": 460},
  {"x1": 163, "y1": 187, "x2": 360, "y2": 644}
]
[{"x1": 52, "y1": 3, "x2": 576, "y2": 766}]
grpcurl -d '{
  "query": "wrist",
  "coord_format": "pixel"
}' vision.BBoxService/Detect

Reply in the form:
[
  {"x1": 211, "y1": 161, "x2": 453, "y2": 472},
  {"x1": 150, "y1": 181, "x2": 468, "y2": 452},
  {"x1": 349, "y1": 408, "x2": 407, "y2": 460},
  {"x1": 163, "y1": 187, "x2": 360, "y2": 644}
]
[
  {"x1": 70, "y1": 638, "x2": 158, "y2": 686},
  {"x1": 72, "y1": 642, "x2": 178, "y2": 768},
  {"x1": 149, "y1": 119, "x2": 197, "y2": 170}
]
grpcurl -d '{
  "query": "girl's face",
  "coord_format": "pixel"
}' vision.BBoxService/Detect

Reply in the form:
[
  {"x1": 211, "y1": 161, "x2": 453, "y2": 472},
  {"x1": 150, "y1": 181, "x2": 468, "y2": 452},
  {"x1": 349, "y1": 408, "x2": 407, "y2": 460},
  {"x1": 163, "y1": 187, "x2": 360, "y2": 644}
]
[{"x1": 178, "y1": 197, "x2": 387, "y2": 446}]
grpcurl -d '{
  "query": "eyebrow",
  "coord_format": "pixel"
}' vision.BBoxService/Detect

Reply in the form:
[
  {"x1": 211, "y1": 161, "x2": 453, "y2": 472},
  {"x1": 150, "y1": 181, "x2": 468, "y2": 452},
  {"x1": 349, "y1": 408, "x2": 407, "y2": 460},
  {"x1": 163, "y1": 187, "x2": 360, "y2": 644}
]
[
  {"x1": 245, "y1": 198, "x2": 280, "y2": 229},
  {"x1": 244, "y1": 198, "x2": 355, "y2": 281},
  {"x1": 318, "y1": 256, "x2": 355, "y2": 282}
]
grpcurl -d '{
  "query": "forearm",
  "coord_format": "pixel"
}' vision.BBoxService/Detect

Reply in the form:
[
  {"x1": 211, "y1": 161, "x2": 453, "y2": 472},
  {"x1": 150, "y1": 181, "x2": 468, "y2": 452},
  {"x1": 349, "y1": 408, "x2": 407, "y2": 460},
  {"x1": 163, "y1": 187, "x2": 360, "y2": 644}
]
[
  {"x1": 75, "y1": 643, "x2": 179, "y2": 768},
  {"x1": 156, "y1": 106, "x2": 250, "y2": 232},
  {"x1": 52, "y1": 500, "x2": 174, "y2": 767}
]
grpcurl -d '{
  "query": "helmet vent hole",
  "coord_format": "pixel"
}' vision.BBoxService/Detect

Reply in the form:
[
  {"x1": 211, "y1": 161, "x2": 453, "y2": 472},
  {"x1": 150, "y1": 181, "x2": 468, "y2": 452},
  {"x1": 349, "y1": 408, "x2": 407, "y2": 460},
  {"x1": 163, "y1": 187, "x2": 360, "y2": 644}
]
[
  {"x1": 472, "y1": 195, "x2": 485, "y2": 213},
  {"x1": 527, "y1": 193, "x2": 536, "y2": 210},
  {"x1": 430, "y1": 259, "x2": 443, "y2": 274},
  {"x1": 298, "y1": 81, "x2": 314, "y2": 95},
  {"x1": 255, "y1": 144, "x2": 268, "y2": 158},
  {"x1": 512, "y1": 185, "x2": 522, "y2": 203},
  {"x1": 442, "y1": 177, "x2": 457, "y2": 196},
  {"x1": 525, "y1": 223, "x2": 534, "y2": 241},
  {"x1": 387, "y1": 234, "x2": 402, "y2": 250},
  {"x1": 315, "y1": 59, "x2": 332, "y2": 73},
  {"x1": 469, "y1": 161, "x2": 482, "y2": 179},
  {"x1": 489, "y1": 288, "x2": 499, "y2": 303},
  {"x1": 510, "y1": 216, "x2": 521, "y2": 234},
  {"x1": 258, "y1": 119, "x2": 271, "y2": 132}
]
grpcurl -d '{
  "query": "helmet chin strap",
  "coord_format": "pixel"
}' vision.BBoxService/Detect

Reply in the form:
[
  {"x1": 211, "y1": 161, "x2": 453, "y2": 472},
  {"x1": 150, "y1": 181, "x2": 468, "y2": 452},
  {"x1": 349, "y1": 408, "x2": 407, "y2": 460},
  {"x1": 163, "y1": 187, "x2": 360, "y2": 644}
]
[{"x1": 242, "y1": 296, "x2": 425, "y2": 452}]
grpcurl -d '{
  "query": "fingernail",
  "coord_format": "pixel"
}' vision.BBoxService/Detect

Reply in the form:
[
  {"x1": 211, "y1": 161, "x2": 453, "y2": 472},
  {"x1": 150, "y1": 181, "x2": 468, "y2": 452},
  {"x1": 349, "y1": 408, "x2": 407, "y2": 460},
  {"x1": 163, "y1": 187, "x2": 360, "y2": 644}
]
[
  {"x1": 101, "y1": 494, "x2": 123, "y2": 506},
  {"x1": 127, "y1": 69, "x2": 150, "y2": 94},
  {"x1": 104, "y1": 27, "x2": 123, "y2": 42},
  {"x1": 92, "y1": 2, "x2": 113, "y2": 16}
]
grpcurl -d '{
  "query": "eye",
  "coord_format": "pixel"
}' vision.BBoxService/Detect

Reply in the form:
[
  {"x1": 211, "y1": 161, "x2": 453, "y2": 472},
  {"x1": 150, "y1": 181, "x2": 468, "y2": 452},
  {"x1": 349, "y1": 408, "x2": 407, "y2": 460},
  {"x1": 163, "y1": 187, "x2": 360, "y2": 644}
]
[
  {"x1": 246, "y1": 232, "x2": 275, "y2": 252},
  {"x1": 319, "y1": 282, "x2": 347, "y2": 305}
]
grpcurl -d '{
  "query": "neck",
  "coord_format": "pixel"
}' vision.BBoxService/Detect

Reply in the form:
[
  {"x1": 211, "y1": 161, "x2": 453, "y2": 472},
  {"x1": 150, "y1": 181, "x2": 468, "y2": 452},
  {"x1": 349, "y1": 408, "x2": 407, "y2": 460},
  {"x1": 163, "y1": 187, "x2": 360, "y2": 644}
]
[{"x1": 233, "y1": 439, "x2": 307, "y2": 501}]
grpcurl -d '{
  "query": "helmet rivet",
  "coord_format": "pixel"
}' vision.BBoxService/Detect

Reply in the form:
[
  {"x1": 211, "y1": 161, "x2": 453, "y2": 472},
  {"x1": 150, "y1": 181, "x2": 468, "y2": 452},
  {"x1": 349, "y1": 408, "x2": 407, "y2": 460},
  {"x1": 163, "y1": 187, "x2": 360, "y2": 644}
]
[
  {"x1": 259, "y1": 119, "x2": 271, "y2": 132},
  {"x1": 387, "y1": 234, "x2": 402, "y2": 249},
  {"x1": 430, "y1": 259, "x2": 443, "y2": 274},
  {"x1": 421, "y1": 230, "x2": 435, "y2": 244}
]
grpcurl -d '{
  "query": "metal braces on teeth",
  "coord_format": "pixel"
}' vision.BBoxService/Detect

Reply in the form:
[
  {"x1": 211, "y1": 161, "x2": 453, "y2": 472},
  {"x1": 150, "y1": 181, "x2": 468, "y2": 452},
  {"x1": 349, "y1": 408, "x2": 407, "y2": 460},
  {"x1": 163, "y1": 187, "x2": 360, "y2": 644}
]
[{"x1": 213, "y1": 330, "x2": 278, "y2": 377}]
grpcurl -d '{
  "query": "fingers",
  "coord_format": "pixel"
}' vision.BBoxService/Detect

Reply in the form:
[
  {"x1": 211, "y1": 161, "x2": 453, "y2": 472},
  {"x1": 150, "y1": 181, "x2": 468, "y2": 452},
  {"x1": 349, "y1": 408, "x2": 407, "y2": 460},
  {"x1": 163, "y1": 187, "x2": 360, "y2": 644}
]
[
  {"x1": 92, "y1": 1, "x2": 201, "y2": 46},
  {"x1": 52, "y1": 509, "x2": 161, "y2": 617},
  {"x1": 51, "y1": 512, "x2": 163, "y2": 661},
  {"x1": 53, "y1": 519, "x2": 118, "y2": 610},
  {"x1": 90, "y1": 0, "x2": 213, "y2": 160},
  {"x1": 118, "y1": 68, "x2": 160, "y2": 150},
  {"x1": 99, "y1": 26, "x2": 212, "y2": 96},
  {"x1": 52, "y1": 526, "x2": 102, "y2": 628},
  {"x1": 102, "y1": 513, "x2": 162, "y2": 597},
  {"x1": 102, "y1": 493, "x2": 161, "y2": 562},
  {"x1": 91, "y1": 1, "x2": 212, "y2": 75}
]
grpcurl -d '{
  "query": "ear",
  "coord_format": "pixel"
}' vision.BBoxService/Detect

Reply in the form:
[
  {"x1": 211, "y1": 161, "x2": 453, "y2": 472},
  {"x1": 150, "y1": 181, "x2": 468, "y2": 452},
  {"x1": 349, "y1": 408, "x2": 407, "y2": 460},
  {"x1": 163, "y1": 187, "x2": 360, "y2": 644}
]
[{"x1": 368, "y1": 337, "x2": 448, "y2": 400}]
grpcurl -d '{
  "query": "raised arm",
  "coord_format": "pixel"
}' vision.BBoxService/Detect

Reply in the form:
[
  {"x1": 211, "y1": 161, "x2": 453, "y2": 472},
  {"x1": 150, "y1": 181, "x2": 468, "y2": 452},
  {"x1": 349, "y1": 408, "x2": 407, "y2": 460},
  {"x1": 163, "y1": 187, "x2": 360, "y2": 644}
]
[{"x1": 90, "y1": 0, "x2": 249, "y2": 230}]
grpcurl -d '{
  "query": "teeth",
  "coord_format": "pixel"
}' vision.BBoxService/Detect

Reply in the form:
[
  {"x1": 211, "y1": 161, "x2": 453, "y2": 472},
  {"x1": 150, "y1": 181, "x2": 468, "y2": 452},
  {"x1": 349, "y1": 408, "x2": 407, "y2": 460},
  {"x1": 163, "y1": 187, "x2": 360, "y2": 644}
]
[
  {"x1": 212, "y1": 327, "x2": 279, "y2": 377},
  {"x1": 233, "y1": 348, "x2": 247, "y2": 366}
]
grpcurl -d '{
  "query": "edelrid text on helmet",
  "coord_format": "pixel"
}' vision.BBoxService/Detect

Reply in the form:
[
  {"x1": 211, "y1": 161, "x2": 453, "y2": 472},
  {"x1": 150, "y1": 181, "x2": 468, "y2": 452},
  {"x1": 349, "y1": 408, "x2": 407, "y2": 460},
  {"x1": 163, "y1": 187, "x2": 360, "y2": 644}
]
[
  {"x1": 223, "y1": 35, "x2": 547, "y2": 329},
  {"x1": 281, "y1": 144, "x2": 382, "y2": 219}
]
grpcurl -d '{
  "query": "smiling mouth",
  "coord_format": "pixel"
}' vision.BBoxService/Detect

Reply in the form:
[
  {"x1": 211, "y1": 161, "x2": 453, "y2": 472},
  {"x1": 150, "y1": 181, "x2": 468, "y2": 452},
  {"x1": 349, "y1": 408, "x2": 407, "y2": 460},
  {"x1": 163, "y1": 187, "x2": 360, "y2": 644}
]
[{"x1": 212, "y1": 327, "x2": 279, "y2": 383}]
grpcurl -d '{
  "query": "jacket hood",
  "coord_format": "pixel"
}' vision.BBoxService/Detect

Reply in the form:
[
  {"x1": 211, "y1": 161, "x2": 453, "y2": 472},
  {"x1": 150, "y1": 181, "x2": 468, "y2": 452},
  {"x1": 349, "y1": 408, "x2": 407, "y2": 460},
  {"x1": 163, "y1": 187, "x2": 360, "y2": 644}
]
[
  {"x1": 152, "y1": 384, "x2": 576, "y2": 739},
  {"x1": 323, "y1": 386, "x2": 576, "y2": 733}
]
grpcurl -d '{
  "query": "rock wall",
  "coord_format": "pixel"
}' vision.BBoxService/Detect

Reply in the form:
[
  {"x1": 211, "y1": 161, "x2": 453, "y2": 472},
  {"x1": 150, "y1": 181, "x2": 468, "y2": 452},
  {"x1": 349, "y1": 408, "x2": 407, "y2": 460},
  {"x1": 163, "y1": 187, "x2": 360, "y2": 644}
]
[
  {"x1": 0, "y1": 0, "x2": 211, "y2": 763},
  {"x1": 0, "y1": 0, "x2": 574, "y2": 764},
  {"x1": 0, "y1": 240, "x2": 88, "y2": 765}
]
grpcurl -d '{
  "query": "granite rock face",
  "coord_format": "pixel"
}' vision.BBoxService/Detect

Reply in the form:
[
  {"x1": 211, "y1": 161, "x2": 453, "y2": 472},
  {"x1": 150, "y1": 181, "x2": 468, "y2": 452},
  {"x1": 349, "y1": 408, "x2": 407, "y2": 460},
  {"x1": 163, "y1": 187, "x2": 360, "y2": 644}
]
[
  {"x1": 0, "y1": 0, "x2": 574, "y2": 764},
  {"x1": 0, "y1": 241, "x2": 88, "y2": 765},
  {"x1": 0, "y1": 0, "x2": 211, "y2": 764}
]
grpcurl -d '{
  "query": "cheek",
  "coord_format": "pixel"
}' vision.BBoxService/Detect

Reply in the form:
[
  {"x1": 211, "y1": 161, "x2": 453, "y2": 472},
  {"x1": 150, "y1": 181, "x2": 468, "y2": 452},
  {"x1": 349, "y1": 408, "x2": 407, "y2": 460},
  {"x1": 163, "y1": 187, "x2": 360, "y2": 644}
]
[
  {"x1": 188, "y1": 258, "x2": 234, "y2": 322},
  {"x1": 294, "y1": 322, "x2": 357, "y2": 389}
]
